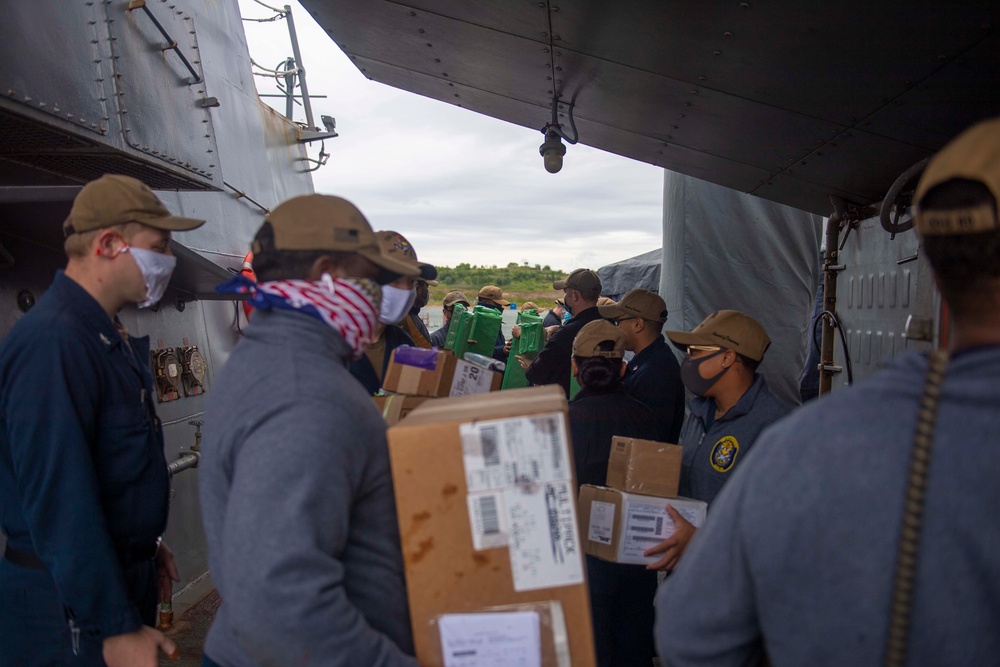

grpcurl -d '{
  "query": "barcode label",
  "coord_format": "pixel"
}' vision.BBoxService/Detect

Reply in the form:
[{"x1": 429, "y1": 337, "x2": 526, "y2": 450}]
[
  {"x1": 481, "y1": 426, "x2": 500, "y2": 467},
  {"x1": 479, "y1": 495, "x2": 500, "y2": 535},
  {"x1": 467, "y1": 492, "x2": 508, "y2": 550}
]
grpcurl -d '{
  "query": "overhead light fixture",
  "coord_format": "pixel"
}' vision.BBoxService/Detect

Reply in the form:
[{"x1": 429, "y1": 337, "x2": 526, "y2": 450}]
[{"x1": 539, "y1": 96, "x2": 578, "y2": 174}]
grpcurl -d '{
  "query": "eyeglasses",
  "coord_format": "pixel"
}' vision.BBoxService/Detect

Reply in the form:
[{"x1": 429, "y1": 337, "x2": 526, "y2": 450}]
[
  {"x1": 612, "y1": 317, "x2": 637, "y2": 327},
  {"x1": 687, "y1": 345, "x2": 722, "y2": 353}
]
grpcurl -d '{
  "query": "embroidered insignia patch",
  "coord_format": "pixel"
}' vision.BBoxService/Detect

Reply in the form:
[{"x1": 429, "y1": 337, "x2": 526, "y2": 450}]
[{"x1": 710, "y1": 435, "x2": 739, "y2": 473}]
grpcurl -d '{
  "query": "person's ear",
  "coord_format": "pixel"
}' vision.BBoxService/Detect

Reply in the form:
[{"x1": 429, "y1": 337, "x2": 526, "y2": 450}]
[
  {"x1": 94, "y1": 229, "x2": 124, "y2": 258},
  {"x1": 310, "y1": 255, "x2": 340, "y2": 280}
]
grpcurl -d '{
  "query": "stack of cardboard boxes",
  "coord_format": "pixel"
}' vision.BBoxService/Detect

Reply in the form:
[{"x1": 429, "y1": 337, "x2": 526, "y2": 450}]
[
  {"x1": 386, "y1": 385, "x2": 596, "y2": 667},
  {"x1": 579, "y1": 437, "x2": 708, "y2": 565},
  {"x1": 374, "y1": 346, "x2": 503, "y2": 425}
]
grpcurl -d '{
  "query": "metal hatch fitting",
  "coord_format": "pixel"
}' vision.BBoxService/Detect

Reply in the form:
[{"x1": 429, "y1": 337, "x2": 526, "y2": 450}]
[
  {"x1": 178, "y1": 345, "x2": 207, "y2": 397},
  {"x1": 150, "y1": 347, "x2": 182, "y2": 402}
]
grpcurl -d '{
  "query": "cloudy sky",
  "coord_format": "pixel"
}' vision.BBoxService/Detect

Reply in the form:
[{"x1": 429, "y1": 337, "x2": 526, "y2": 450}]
[{"x1": 238, "y1": 0, "x2": 664, "y2": 273}]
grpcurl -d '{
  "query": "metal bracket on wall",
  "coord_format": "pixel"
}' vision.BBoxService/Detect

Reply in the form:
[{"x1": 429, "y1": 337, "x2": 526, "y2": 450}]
[
  {"x1": 127, "y1": 0, "x2": 202, "y2": 85},
  {"x1": 223, "y1": 181, "x2": 270, "y2": 215}
]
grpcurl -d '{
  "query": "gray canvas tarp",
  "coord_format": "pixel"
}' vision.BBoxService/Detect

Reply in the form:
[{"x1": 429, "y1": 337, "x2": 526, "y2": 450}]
[
  {"x1": 598, "y1": 248, "x2": 662, "y2": 301},
  {"x1": 661, "y1": 172, "x2": 823, "y2": 406}
]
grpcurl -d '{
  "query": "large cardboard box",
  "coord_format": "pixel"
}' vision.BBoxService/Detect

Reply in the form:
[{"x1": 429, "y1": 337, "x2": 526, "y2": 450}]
[
  {"x1": 372, "y1": 394, "x2": 433, "y2": 426},
  {"x1": 606, "y1": 436, "x2": 683, "y2": 498},
  {"x1": 579, "y1": 485, "x2": 707, "y2": 565},
  {"x1": 383, "y1": 349, "x2": 502, "y2": 398},
  {"x1": 382, "y1": 348, "x2": 459, "y2": 397},
  {"x1": 388, "y1": 385, "x2": 596, "y2": 667}
]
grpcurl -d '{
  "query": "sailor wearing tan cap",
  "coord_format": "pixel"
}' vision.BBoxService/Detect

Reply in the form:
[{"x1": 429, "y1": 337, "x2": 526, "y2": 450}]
[
  {"x1": 566, "y1": 321, "x2": 661, "y2": 667},
  {"x1": 429, "y1": 290, "x2": 470, "y2": 348},
  {"x1": 658, "y1": 117, "x2": 1000, "y2": 665},
  {"x1": 0, "y1": 174, "x2": 203, "y2": 665},
  {"x1": 476, "y1": 285, "x2": 512, "y2": 361},
  {"x1": 643, "y1": 309, "x2": 791, "y2": 572},
  {"x1": 524, "y1": 268, "x2": 605, "y2": 396},
  {"x1": 599, "y1": 288, "x2": 685, "y2": 444},
  {"x1": 350, "y1": 231, "x2": 438, "y2": 394},
  {"x1": 200, "y1": 196, "x2": 420, "y2": 666}
]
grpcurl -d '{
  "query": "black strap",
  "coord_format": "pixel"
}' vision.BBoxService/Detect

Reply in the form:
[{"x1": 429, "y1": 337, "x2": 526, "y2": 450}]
[{"x1": 2, "y1": 541, "x2": 157, "y2": 571}]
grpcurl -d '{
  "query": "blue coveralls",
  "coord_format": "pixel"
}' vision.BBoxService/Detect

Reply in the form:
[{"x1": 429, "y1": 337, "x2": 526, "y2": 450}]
[
  {"x1": 678, "y1": 374, "x2": 792, "y2": 505},
  {"x1": 0, "y1": 271, "x2": 169, "y2": 664}
]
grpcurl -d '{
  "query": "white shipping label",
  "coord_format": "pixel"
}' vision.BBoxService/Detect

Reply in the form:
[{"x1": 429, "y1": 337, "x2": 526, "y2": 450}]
[
  {"x1": 587, "y1": 501, "x2": 616, "y2": 546},
  {"x1": 450, "y1": 361, "x2": 496, "y2": 397},
  {"x1": 439, "y1": 611, "x2": 541, "y2": 667},
  {"x1": 619, "y1": 501, "x2": 705, "y2": 564},
  {"x1": 504, "y1": 481, "x2": 584, "y2": 592},
  {"x1": 460, "y1": 413, "x2": 570, "y2": 493},
  {"x1": 467, "y1": 491, "x2": 509, "y2": 550}
]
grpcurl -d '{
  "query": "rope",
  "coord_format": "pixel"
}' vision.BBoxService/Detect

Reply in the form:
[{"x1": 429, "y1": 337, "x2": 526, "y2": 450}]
[
  {"x1": 249, "y1": 56, "x2": 300, "y2": 78},
  {"x1": 883, "y1": 349, "x2": 949, "y2": 666}
]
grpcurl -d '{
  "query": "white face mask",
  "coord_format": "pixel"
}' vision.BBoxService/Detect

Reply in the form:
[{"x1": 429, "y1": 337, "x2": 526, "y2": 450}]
[
  {"x1": 123, "y1": 245, "x2": 177, "y2": 308},
  {"x1": 379, "y1": 284, "x2": 416, "y2": 324}
]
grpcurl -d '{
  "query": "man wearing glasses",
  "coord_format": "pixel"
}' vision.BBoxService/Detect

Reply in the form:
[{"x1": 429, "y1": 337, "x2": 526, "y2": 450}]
[
  {"x1": 643, "y1": 310, "x2": 791, "y2": 571},
  {"x1": 598, "y1": 288, "x2": 685, "y2": 444}
]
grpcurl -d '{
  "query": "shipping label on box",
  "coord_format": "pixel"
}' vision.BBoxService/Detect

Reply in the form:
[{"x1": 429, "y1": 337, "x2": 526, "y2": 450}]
[
  {"x1": 460, "y1": 413, "x2": 571, "y2": 493},
  {"x1": 579, "y1": 485, "x2": 707, "y2": 565},
  {"x1": 459, "y1": 413, "x2": 583, "y2": 592},
  {"x1": 450, "y1": 360, "x2": 502, "y2": 397},
  {"x1": 587, "y1": 500, "x2": 616, "y2": 546}
]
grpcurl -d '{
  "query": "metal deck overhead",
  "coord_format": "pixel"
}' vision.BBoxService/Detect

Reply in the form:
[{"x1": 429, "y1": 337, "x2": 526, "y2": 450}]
[{"x1": 301, "y1": 0, "x2": 1000, "y2": 215}]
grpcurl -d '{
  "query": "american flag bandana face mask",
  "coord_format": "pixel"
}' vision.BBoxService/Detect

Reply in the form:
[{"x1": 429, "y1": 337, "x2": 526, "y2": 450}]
[{"x1": 218, "y1": 273, "x2": 381, "y2": 359}]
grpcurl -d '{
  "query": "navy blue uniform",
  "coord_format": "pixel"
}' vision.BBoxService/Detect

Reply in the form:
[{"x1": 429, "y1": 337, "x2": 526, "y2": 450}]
[
  {"x1": 623, "y1": 336, "x2": 685, "y2": 444},
  {"x1": 525, "y1": 306, "x2": 604, "y2": 397},
  {"x1": 0, "y1": 271, "x2": 168, "y2": 664},
  {"x1": 568, "y1": 383, "x2": 661, "y2": 667}
]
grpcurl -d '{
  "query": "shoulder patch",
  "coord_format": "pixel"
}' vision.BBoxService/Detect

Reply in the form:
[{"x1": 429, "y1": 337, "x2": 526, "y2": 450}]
[{"x1": 710, "y1": 435, "x2": 740, "y2": 473}]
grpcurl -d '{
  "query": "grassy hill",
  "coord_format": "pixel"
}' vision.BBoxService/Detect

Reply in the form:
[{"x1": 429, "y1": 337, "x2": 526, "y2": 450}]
[{"x1": 427, "y1": 262, "x2": 567, "y2": 308}]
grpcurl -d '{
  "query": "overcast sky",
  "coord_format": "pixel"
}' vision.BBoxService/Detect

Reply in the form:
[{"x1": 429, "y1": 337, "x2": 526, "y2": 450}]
[{"x1": 238, "y1": 0, "x2": 664, "y2": 273}]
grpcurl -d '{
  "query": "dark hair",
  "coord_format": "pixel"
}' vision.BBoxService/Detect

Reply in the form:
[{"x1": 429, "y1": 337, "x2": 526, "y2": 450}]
[
  {"x1": 573, "y1": 341, "x2": 622, "y2": 391},
  {"x1": 919, "y1": 179, "x2": 1000, "y2": 316},
  {"x1": 735, "y1": 352, "x2": 760, "y2": 373}
]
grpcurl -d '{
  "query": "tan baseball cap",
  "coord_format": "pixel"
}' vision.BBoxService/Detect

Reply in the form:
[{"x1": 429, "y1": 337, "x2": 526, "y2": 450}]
[
  {"x1": 258, "y1": 195, "x2": 419, "y2": 278},
  {"x1": 520, "y1": 301, "x2": 540, "y2": 311},
  {"x1": 443, "y1": 290, "x2": 470, "y2": 308},
  {"x1": 599, "y1": 288, "x2": 667, "y2": 323},
  {"x1": 572, "y1": 320, "x2": 626, "y2": 358},
  {"x1": 377, "y1": 231, "x2": 438, "y2": 281},
  {"x1": 478, "y1": 285, "x2": 510, "y2": 306},
  {"x1": 64, "y1": 174, "x2": 205, "y2": 236},
  {"x1": 914, "y1": 116, "x2": 1000, "y2": 236},
  {"x1": 553, "y1": 268, "x2": 602, "y2": 298},
  {"x1": 666, "y1": 310, "x2": 771, "y2": 361},
  {"x1": 596, "y1": 296, "x2": 617, "y2": 307}
]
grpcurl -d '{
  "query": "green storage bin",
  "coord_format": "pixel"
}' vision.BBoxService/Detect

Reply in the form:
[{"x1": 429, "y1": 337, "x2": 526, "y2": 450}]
[
  {"x1": 501, "y1": 311, "x2": 544, "y2": 390},
  {"x1": 464, "y1": 305, "x2": 503, "y2": 359},
  {"x1": 443, "y1": 303, "x2": 467, "y2": 350}
]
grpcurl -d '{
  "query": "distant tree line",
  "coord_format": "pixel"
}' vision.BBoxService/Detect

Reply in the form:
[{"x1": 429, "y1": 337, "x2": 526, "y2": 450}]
[{"x1": 434, "y1": 262, "x2": 565, "y2": 290}]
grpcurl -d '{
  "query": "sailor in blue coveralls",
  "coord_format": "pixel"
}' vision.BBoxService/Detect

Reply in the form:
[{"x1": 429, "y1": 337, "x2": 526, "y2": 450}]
[
  {"x1": 642, "y1": 310, "x2": 791, "y2": 571},
  {"x1": 0, "y1": 175, "x2": 204, "y2": 666}
]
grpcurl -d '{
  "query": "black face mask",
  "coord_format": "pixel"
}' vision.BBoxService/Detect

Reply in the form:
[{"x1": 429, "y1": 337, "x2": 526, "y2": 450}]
[
  {"x1": 478, "y1": 300, "x2": 502, "y2": 312},
  {"x1": 680, "y1": 349, "x2": 729, "y2": 396}
]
